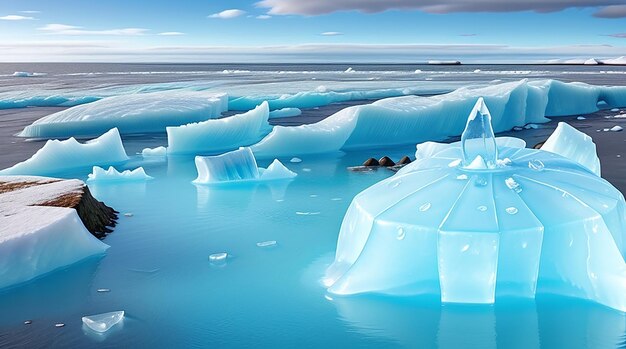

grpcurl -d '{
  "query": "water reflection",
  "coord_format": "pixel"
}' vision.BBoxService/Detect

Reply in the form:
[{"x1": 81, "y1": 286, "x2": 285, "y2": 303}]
[{"x1": 330, "y1": 295, "x2": 626, "y2": 349}]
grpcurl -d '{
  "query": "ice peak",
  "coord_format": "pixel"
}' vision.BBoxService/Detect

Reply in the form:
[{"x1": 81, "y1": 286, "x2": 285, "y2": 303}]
[{"x1": 461, "y1": 97, "x2": 498, "y2": 169}]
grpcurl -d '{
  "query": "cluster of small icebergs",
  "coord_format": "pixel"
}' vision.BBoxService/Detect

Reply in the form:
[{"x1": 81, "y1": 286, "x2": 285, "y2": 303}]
[{"x1": 23, "y1": 311, "x2": 124, "y2": 334}]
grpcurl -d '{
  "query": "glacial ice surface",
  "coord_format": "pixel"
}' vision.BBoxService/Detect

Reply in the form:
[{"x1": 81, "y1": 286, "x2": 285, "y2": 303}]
[
  {"x1": 194, "y1": 147, "x2": 296, "y2": 184},
  {"x1": 0, "y1": 128, "x2": 129, "y2": 176},
  {"x1": 20, "y1": 91, "x2": 228, "y2": 138},
  {"x1": 251, "y1": 79, "x2": 626, "y2": 157},
  {"x1": 0, "y1": 176, "x2": 109, "y2": 290},
  {"x1": 326, "y1": 98, "x2": 626, "y2": 312},
  {"x1": 168, "y1": 102, "x2": 271, "y2": 155},
  {"x1": 87, "y1": 166, "x2": 153, "y2": 182},
  {"x1": 82, "y1": 311, "x2": 124, "y2": 333}
]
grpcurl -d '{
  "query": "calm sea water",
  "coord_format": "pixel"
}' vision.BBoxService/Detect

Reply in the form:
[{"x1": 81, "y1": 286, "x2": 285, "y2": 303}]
[{"x1": 1, "y1": 64, "x2": 626, "y2": 348}]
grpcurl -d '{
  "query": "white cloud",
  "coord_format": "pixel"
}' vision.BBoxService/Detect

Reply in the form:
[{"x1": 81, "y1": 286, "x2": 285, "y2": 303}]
[
  {"x1": 208, "y1": 9, "x2": 246, "y2": 19},
  {"x1": 21, "y1": 11, "x2": 41, "y2": 14},
  {"x1": 321, "y1": 32, "x2": 343, "y2": 36},
  {"x1": 257, "y1": 0, "x2": 626, "y2": 18},
  {"x1": 0, "y1": 15, "x2": 35, "y2": 20},
  {"x1": 256, "y1": 15, "x2": 272, "y2": 19},
  {"x1": 158, "y1": 31, "x2": 185, "y2": 36},
  {"x1": 38, "y1": 24, "x2": 148, "y2": 36}
]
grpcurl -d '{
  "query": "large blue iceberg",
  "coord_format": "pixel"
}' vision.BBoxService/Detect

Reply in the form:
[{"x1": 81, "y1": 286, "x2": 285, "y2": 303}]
[{"x1": 325, "y1": 98, "x2": 626, "y2": 311}]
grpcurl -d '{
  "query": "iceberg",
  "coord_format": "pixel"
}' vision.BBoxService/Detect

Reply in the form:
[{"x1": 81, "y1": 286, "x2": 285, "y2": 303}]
[
  {"x1": 168, "y1": 102, "x2": 271, "y2": 155},
  {"x1": 269, "y1": 107, "x2": 302, "y2": 119},
  {"x1": 142, "y1": 146, "x2": 167, "y2": 157},
  {"x1": 87, "y1": 166, "x2": 153, "y2": 182},
  {"x1": 0, "y1": 176, "x2": 109, "y2": 290},
  {"x1": 325, "y1": 98, "x2": 626, "y2": 312},
  {"x1": 540, "y1": 122, "x2": 601, "y2": 176},
  {"x1": 82, "y1": 311, "x2": 124, "y2": 333},
  {"x1": 12, "y1": 72, "x2": 46, "y2": 77},
  {"x1": 19, "y1": 91, "x2": 228, "y2": 138},
  {"x1": 0, "y1": 128, "x2": 129, "y2": 176},
  {"x1": 251, "y1": 79, "x2": 626, "y2": 157},
  {"x1": 194, "y1": 147, "x2": 296, "y2": 184}
]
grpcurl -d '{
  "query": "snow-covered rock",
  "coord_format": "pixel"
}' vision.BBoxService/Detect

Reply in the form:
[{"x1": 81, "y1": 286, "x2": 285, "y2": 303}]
[
  {"x1": 0, "y1": 176, "x2": 110, "y2": 290},
  {"x1": 168, "y1": 102, "x2": 271, "y2": 155},
  {"x1": 87, "y1": 166, "x2": 153, "y2": 182},
  {"x1": 19, "y1": 91, "x2": 228, "y2": 138},
  {"x1": 0, "y1": 128, "x2": 129, "y2": 176},
  {"x1": 193, "y1": 147, "x2": 296, "y2": 184}
]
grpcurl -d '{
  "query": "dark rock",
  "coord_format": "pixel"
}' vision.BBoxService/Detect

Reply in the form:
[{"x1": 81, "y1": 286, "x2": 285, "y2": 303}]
[
  {"x1": 533, "y1": 141, "x2": 545, "y2": 149},
  {"x1": 398, "y1": 156, "x2": 412, "y2": 165},
  {"x1": 378, "y1": 156, "x2": 396, "y2": 167},
  {"x1": 362, "y1": 158, "x2": 380, "y2": 166},
  {"x1": 348, "y1": 166, "x2": 375, "y2": 172}
]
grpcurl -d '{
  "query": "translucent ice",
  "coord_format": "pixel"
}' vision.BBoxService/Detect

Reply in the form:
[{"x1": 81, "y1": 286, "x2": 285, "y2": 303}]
[
  {"x1": 87, "y1": 166, "x2": 153, "y2": 182},
  {"x1": 540, "y1": 122, "x2": 601, "y2": 176},
  {"x1": 326, "y1": 98, "x2": 626, "y2": 312},
  {"x1": 167, "y1": 102, "x2": 271, "y2": 155},
  {"x1": 0, "y1": 128, "x2": 129, "y2": 176},
  {"x1": 20, "y1": 91, "x2": 228, "y2": 138},
  {"x1": 82, "y1": 311, "x2": 124, "y2": 333},
  {"x1": 193, "y1": 147, "x2": 296, "y2": 184},
  {"x1": 461, "y1": 97, "x2": 498, "y2": 168}
]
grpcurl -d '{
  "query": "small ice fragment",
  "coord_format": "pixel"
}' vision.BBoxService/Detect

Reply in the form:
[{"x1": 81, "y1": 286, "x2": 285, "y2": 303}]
[
  {"x1": 302, "y1": 168, "x2": 312, "y2": 172},
  {"x1": 331, "y1": 198, "x2": 342, "y2": 201},
  {"x1": 257, "y1": 240, "x2": 277, "y2": 247},
  {"x1": 24, "y1": 320, "x2": 32, "y2": 325},
  {"x1": 419, "y1": 203, "x2": 432, "y2": 212},
  {"x1": 396, "y1": 227, "x2": 406, "y2": 240},
  {"x1": 456, "y1": 174, "x2": 468, "y2": 180},
  {"x1": 528, "y1": 159, "x2": 545, "y2": 171},
  {"x1": 310, "y1": 194, "x2": 318, "y2": 198},
  {"x1": 604, "y1": 128, "x2": 610, "y2": 132},
  {"x1": 477, "y1": 205, "x2": 487, "y2": 212},
  {"x1": 461, "y1": 244, "x2": 470, "y2": 252},
  {"x1": 124, "y1": 213, "x2": 133, "y2": 217},
  {"x1": 296, "y1": 211, "x2": 321, "y2": 215},
  {"x1": 505, "y1": 177, "x2": 522, "y2": 193},
  {"x1": 290, "y1": 157, "x2": 302, "y2": 163},
  {"x1": 414, "y1": 69, "x2": 422, "y2": 73},
  {"x1": 97, "y1": 288, "x2": 110, "y2": 293},
  {"x1": 142, "y1": 146, "x2": 167, "y2": 157},
  {"x1": 55, "y1": 323, "x2": 65, "y2": 328},
  {"x1": 209, "y1": 253, "x2": 228, "y2": 262},
  {"x1": 577, "y1": 116, "x2": 586, "y2": 120},
  {"x1": 611, "y1": 108, "x2": 620, "y2": 112},
  {"x1": 610, "y1": 126, "x2": 623, "y2": 132},
  {"x1": 82, "y1": 311, "x2": 124, "y2": 333},
  {"x1": 448, "y1": 159, "x2": 462, "y2": 168},
  {"x1": 505, "y1": 207, "x2": 519, "y2": 215},
  {"x1": 524, "y1": 124, "x2": 539, "y2": 130},
  {"x1": 276, "y1": 199, "x2": 284, "y2": 202},
  {"x1": 344, "y1": 67, "x2": 355, "y2": 73},
  {"x1": 513, "y1": 127, "x2": 524, "y2": 131},
  {"x1": 473, "y1": 69, "x2": 481, "y2": 73}
]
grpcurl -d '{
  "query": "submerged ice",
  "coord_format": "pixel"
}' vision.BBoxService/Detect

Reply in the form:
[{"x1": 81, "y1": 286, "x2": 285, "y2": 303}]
[{"x1": 325, "y1": 98, "x2": 626, "y2": 312}]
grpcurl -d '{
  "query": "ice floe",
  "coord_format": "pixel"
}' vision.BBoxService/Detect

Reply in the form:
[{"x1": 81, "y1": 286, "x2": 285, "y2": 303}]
[
  {"x1": 141, "y1": 146, "x2": 167, "y2": 157},
  {"x1": 0, "y1": 128, "x2": 129, "y2": 176},
  {"x1": 82, "y1": 311, "x2": 124, "y2": 333},
  {"x1": 87, "y1": 166, "x2": 153, "y2": 182},
  {"x1": 20, "y1": 91, "x2": 228, "y2": 138},
  {"x1": 269, "y1": 107, "x2": 302, "y2": 119}
]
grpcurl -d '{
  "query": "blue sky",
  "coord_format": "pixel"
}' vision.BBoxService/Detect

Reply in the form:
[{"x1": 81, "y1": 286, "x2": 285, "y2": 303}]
[{"x1": 1, "y1": 0, "x2": 625, "y2": 62}]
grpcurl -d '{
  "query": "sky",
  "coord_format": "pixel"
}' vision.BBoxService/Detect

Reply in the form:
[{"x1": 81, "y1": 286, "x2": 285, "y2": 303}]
[{"x1": 0, "y1": 0, "x2": 625, "y2": 63}]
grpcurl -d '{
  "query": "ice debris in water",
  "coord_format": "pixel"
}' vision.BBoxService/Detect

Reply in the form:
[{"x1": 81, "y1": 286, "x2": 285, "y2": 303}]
[
  {"x1": 193, "y1": 147, "x2": 296, "y2": 184},
  {"x1": 256, "y1": 240, "x2": 277, "y2": 248},
  {"x1": 325, "y1": 97, "x2": 626, "y2": 312},
  {"x1": 577, "y1": 116, "x2": 586, "y2": 120},
  {"x1": 296, "y1": 211, "x2": 321, "y2": 216},
  {"x1": 209, "y1": 253, "x2": 228, "y2": 262},
  {"x1": 82, "y1": 311, "x2": 124, "y2": 333},
  {"x1": 97, "y1": 288, "x2": 111, "y2": 293},
  {"x1": 55, "y1": 323, "x2": 65, "y2": 328},
  {"x1": 290, "y1": 157, "x2": 302, "y2": 163},
  {"x1": 87, "y1": 166, "x2": 153, "y2": 182},
  {"x1": 142, "y1": 146, "x2": 167, "y2": 157},
  {"x1": 611, "y1": 125, "x2": 623, "y2": 132}
]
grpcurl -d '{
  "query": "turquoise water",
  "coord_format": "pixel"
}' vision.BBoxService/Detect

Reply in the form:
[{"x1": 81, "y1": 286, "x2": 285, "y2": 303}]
[{"x1": 1, "y1": 140, "x2": 626, "y2": 348}]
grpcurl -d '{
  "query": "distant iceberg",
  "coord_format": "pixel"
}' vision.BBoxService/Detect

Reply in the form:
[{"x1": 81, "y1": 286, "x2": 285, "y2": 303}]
[
  {"x1": 87, "y1": 166, "x2": 153, "y2": 182},
  {"x1": 142, "y1": 146, "x2": 167, "y2": 157},
  {"x1": 12, "y1": 71, "x2": 47, "y2": 77},
  {"x1": 168, "y1": 102, "x2": 271, "y2": 155},
  {"x1": 19, "y1": 91, "x2": 228, "y2": 138},
  {"x1": 269, "y1": 107, "x2": 302, "y2": 119},
  {"x1": 194, "y1": 147, "x2": 296, "y2": 184},
  {"x1": 0, "y1": 128, "x2": 129, "y2": 176}
]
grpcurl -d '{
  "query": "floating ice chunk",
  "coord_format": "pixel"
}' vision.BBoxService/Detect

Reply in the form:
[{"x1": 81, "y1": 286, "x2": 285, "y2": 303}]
[
  {"x1": 611, "y1": 108, "x2": 620, "y2": 112},
  {"x1": 193, "y1": 147, "x2": 296, "y2": 184},
  {"x1": 141, "y1": 146, "x2": 167, "y2": 157},
  {"x1": 269, "y1": 107, "x2": 302, "y2": 119},
  {"x1": 209, "y1": 252, "x2": 228, "y2": 262},
  {"x1": 577, "y1": 116, "x2": 586, "y2": 120},
  {"x1": 168, "y1": 102, "x2": 271, "y2": 155},
  {"x1": 257, "y1": 240, "x2": 277, "y2": 247},
  {"x1": 0, "y1": 176, "x2": 109, "y2": 290},
  {"x1": 20, "y1": 91, "x2": 228, "y2": 138},
  {"x1": 87, "y1": 166, "x2": 153, "y2": 182},
  {"x1": 524, "y1": 124, "x2": 540, "y2": 129},
  {"x1": 82, "y1": 311, "x2": 124, "y2": 333},
  {"x1": 13, "y1": 71, "x2": 46, "y2": 77},
  {"x1": 290, "y1": 157, "x2": 302, "y2": 163},
  {"x1": 344, "y1": 67, "x2": 355, "y2": 73},
  {"x1": 473, "y1": 69, "x2": 481, "y2": 73},
  {"x1": 610, "y1": 126, "x2": 623, "y2": 132},
  {"x1": 259, "y1": 159, "x2": 297, "y2": 181},
  {"x1": 541, "y1": 122, "x2": 601, "y2": 176},
  {"x1": 0, "y1": 128, "x2": 129, "y2": 176}
]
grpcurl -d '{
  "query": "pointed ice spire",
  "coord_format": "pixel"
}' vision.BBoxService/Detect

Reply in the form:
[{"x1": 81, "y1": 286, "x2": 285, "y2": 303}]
[{"x1": 461, "y1": 97, "x2": 498, "y2": 168}]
